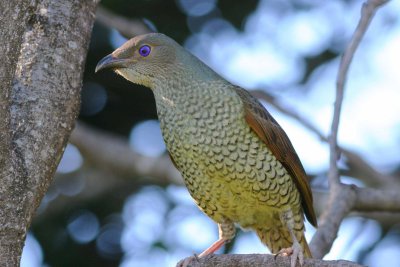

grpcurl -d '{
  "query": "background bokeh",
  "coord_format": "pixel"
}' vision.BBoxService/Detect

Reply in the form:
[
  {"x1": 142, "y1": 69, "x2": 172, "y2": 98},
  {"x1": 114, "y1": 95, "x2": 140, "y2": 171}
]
[{"x1": 22, "y1": 0, "x2": 400, "y2": 266}]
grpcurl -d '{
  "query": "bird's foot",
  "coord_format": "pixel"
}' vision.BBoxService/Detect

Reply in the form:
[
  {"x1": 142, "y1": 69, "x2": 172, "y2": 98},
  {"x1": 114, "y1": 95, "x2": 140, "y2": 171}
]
[
  {"x1": 274, "y1": 241, "x2": 304, "y2": 267},
  {"x1": 176, "y1": 238, "x2": 227, "y2": 267},
  {"x1": 176, "y1": 254, "x2": 199, "y2": 267}
]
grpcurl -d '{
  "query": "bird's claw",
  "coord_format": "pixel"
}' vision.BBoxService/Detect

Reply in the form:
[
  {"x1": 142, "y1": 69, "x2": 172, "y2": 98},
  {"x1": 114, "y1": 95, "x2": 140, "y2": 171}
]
[
  {"x1": 274, "y1": 247, "x2": 294, "y2": 257},
  {"x1": 274, "y1": 242, "x2": 304, "y2": 267}
]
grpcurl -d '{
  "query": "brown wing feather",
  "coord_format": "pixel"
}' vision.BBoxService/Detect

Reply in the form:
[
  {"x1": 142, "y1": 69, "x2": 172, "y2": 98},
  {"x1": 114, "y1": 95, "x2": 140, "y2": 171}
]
[{"x1": 234, "y1": 87, "x2": 317, "y2": 227}]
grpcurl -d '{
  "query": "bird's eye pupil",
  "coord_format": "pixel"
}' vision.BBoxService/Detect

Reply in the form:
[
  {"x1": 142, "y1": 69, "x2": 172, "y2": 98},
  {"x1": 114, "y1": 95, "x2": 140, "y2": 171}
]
[{"x1": 139, "y1": 45, "x2": 151, "y2": 57}]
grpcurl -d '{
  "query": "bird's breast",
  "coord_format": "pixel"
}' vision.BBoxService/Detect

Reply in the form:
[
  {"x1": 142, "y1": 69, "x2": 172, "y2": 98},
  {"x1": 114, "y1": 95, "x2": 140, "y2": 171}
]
[
  {"x1": 156, "y1": 87, "x2": 243, "y2": 154},
  {"x1": 153, "y1": 85, "x2": 300, "y2": 226}
]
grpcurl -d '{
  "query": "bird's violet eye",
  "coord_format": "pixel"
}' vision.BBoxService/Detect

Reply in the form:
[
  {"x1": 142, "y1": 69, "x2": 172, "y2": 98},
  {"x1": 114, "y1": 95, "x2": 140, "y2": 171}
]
[{"x1": 139, "y1": 45, "x2": 151, "y2": 57}]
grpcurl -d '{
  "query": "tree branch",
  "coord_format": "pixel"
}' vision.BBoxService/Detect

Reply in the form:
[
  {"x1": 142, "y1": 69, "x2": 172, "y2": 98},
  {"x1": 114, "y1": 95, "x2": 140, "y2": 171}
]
[
  {"x1": 354, "y1": 187, "x2": 400, "y2": 212},
  {"x1": 96, "y1": 5, "x2": 152, "y2": 38},
  {"x1": 313, "y1": 187, "x2": 400, "y2": 216},
  {"x1": 331, "y1": 0, "x2": 388, "y2": 186},
  {"x1": 178, "y1": 254, "x2": 365, "y2": 267},
  {"x1": 310, "y1": 185, "x2": 357, "y2": 259},
  {"x1": 310, "y1": 0, "x2": 390, "y2": 259},
  {"x1": 310, "y1": 184, "x2": 400, "y2": 258}
]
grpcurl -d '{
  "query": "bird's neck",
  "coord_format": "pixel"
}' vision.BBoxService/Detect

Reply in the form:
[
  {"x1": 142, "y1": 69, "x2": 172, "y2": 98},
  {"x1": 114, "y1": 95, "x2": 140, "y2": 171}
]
[
  {"x1": 152, "y1": 76, "x2": 216, "y2": 110},
  {"x1": 152, "y1": 74, "x2": 238, "y2": 123},
  {"x1": 151, "y1": 61, "x2": 219, "y2": 102}
]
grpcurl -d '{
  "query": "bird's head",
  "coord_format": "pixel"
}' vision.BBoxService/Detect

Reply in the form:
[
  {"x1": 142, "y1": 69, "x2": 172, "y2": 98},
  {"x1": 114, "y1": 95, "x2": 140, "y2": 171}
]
[
  {"x1": 95, "y1": 33, "x2": 218, "y2": 89},
  {"x1": 95, "y1": 33, "x2": 179, "y2": 88}
]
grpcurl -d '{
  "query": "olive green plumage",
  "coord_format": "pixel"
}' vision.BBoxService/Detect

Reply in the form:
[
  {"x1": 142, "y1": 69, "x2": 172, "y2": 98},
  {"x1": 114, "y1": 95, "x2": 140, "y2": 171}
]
[{"x1": 96, "y1": 33, "x2": 317, "y2": 266}]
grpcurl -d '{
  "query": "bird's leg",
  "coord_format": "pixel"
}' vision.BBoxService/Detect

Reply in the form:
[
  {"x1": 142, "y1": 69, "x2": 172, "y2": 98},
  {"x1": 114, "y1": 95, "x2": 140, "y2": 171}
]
[
  {"x1": 198, "y1": 221, "x2": 236, "y2": 257},
  {"x1": 275, "y1": 210, "x2": 304, "y2": 267},
  {"x1": 177, "y1": 221, "x2": 235, "y2": 267},
  {"x1": 275, "y1": 229, "x2": 303, "y2": 267}
]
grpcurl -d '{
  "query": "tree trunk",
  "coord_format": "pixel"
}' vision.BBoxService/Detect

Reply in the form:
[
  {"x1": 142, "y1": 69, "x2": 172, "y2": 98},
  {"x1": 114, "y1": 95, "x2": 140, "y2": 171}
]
[{"x1": 0, "y1": 0, "x2": 98, "y2": 265}]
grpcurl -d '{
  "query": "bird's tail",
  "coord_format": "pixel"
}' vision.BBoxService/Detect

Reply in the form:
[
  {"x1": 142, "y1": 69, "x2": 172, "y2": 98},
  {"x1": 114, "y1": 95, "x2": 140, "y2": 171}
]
[{"x1": 255, "y1": 228, "x2": 312, "y2": 258}]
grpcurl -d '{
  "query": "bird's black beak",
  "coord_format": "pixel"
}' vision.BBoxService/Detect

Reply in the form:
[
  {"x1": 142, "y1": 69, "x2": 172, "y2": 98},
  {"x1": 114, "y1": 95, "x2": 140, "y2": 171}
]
[{"x1": 95, "y1": 54, "x2": 128, "y2": 73}]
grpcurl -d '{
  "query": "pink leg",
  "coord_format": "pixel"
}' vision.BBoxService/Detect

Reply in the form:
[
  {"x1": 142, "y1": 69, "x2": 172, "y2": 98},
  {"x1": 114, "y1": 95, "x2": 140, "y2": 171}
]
[
  {"x1": 198, "y1": 238, "x2": 227, "y2": 257},
  {"x1": 177, "y1": 222, "x2": 235, "y2": 267}
]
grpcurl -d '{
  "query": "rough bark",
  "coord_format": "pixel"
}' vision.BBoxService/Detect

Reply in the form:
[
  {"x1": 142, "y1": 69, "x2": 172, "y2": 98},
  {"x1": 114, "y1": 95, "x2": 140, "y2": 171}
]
[
  {"x1": 0, "y1": 2, "x2": 35, "y2": 264},
  {"x1": 0, "y1": 0, "x2": 98, "y2": 265},
  {"x1": 179, "y1": 254, "x2": 365, "y2": 267}
]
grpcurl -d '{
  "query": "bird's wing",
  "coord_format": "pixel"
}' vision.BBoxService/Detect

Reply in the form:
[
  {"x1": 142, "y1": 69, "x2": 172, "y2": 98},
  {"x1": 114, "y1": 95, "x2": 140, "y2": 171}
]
[{"x1": 234, "y1": 87, "x2": 317, "y2": 227}]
